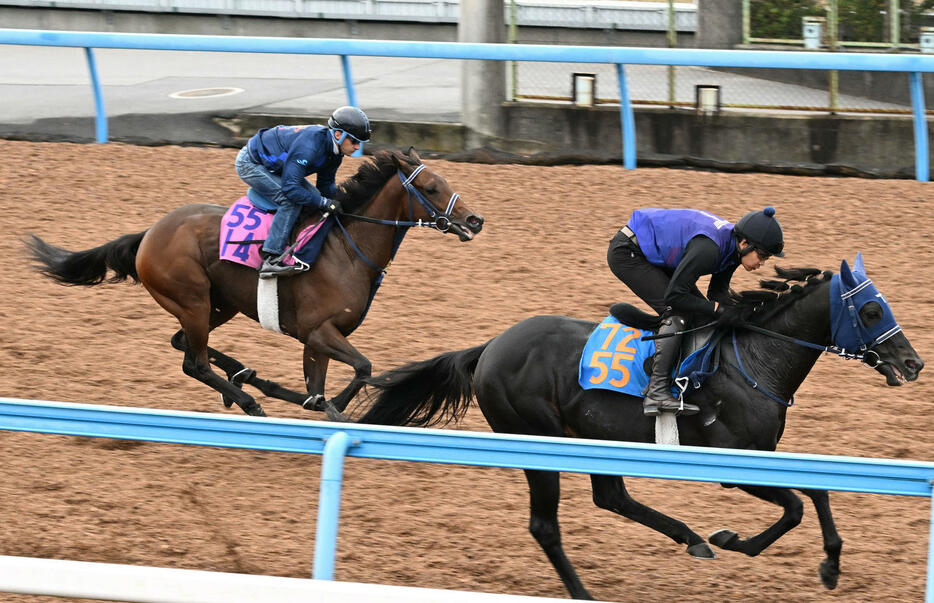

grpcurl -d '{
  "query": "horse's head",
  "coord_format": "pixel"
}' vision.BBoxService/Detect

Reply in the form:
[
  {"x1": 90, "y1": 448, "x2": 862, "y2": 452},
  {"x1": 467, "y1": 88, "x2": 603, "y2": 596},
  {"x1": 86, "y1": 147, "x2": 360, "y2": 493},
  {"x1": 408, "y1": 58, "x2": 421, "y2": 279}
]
[
  {"x1": 391, "y1": 148, "x2": 484, "y2": 241},
  {"x1": 832, "y1": 253, "x2": 924, "y2": 385}
]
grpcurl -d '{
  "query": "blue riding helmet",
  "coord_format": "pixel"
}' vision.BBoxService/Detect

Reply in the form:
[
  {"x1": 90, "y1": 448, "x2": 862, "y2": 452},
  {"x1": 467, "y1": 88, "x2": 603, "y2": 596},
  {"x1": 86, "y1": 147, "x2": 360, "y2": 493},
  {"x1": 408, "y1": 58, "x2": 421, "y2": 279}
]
[
  {"x1": 829, "y1": 253, "x2": 901, "y2": 355},
  {"x1": 735, "y1": 206, "x2": 785, "y2": 257}
]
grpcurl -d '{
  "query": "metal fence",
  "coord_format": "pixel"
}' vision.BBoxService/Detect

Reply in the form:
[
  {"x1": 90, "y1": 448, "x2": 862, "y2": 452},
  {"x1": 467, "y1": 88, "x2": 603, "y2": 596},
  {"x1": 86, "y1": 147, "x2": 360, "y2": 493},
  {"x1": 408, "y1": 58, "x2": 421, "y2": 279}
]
[
  {"x1": 512, "y1": 1, "x2": 934, "y2": 115},
  {"x1": 1, "y1": 28, "x2": 932, "y2": 180},
  {"x1": 0, "y1": 397, "x2": 931, "y2": 601}
]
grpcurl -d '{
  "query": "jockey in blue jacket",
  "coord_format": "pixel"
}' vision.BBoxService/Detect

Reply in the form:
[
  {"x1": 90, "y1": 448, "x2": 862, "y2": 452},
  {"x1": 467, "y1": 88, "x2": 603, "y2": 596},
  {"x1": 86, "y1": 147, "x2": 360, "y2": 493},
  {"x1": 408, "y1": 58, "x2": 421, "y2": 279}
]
[
  {"x1": 607, "y1": 207, "x2": 785, "y2": 416},
  {"x1": 235, "y1": 106, "x2": 372, "y2": 278}
]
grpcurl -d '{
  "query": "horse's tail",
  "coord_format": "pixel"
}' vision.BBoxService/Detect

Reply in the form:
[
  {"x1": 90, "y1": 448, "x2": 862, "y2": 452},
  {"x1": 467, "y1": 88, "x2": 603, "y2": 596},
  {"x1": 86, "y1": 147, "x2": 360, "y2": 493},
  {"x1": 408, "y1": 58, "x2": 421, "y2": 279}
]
[
  {"x1": 358, "y1": 342, "x2": 490, "y2": 427},
  {"x1": 26, "y1": 231, "x2": 148, "y2": 286}
]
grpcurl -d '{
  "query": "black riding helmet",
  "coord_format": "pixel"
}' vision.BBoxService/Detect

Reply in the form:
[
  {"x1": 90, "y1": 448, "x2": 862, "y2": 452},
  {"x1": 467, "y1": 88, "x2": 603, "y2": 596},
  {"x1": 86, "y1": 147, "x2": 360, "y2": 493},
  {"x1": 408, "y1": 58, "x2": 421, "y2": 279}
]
[
  {"x1": 327, "y1": 106, "x2": 371, "y2": 143},
  {"x1": 734, "y1": 206, "x2": 785, "y2": 257}
]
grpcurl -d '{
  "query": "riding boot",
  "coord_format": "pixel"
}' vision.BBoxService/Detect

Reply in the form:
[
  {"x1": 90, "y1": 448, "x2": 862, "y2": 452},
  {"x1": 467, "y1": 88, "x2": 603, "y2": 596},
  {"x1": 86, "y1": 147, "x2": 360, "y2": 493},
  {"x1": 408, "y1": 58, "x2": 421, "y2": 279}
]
[
  {"x1": 643, "y1": 315, "x2": 699, "y2": 416},
  {"x1": 258, "y1": 250, "x2": 304, "y2": 279}
]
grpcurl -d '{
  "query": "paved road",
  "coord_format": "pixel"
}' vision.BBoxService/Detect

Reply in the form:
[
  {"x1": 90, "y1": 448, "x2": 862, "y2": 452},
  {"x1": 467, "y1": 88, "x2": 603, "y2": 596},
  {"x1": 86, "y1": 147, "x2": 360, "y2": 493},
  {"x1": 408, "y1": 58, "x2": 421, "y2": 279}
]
[{"x1": 0, "y1": 44, "x2": 911, "y2": 147}]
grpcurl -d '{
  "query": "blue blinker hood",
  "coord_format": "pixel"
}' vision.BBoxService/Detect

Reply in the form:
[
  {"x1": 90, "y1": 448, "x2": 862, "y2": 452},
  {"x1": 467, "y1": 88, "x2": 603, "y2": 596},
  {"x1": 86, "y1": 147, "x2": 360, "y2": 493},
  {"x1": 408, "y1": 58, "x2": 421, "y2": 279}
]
[{"x1": 829, "y1": 252, "x2": 901, "y2": 354}]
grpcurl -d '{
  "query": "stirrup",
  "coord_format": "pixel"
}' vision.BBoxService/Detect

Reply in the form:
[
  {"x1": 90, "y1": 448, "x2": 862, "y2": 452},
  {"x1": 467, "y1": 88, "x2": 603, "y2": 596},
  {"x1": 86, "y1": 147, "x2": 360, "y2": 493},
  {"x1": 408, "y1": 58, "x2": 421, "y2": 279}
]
[
  {"x1": 643, "y1": 396, "x2": 699, "y2": 417},
  {"x1": 258, "y1": 256, "x2": 308, "y2": 279}
]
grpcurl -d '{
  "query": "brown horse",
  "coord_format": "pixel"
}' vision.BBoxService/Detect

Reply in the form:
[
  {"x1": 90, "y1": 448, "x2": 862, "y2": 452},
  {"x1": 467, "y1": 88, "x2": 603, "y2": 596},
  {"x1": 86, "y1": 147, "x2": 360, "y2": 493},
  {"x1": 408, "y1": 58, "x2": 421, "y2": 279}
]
[{"x1": 27, "y1": 148, "x2": 483, "y2": 417}]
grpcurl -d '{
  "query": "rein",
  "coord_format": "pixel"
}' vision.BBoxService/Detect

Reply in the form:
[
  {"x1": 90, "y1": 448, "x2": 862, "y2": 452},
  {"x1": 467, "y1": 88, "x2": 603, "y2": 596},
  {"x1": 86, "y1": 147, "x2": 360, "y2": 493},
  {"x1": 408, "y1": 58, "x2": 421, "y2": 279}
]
[
  {"x1": 720, "y1": 320, "x2": 890, "y2": 409},
  {"x1": 332, "y1": 165, "x2": 462, "y2": 274}
]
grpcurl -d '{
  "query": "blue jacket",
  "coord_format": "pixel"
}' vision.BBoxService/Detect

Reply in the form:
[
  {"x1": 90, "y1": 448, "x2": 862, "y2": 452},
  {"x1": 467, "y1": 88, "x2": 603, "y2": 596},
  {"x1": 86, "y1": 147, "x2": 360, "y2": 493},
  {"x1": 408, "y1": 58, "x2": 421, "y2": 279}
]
[
  {"x1": 628, "y1": 208, "x2": 737, "y2": 272},
  {"x1": 627, "y1": 208, "x2": 740, "y2": 316},
  {"x1": 245, "y1": 125, "x2": 341, "y2": 207}
]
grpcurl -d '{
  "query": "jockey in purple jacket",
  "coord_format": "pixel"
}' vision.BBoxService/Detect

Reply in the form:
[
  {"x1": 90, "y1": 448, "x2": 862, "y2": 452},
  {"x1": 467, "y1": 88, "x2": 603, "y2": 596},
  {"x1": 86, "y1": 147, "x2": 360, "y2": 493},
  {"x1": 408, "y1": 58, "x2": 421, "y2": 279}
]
[
  {"x1": 607, "y1": 207, "x2": 785, "y2": 416},
  {"x1": 235, "y1": 106, "x2": 371, "y2": 278}
]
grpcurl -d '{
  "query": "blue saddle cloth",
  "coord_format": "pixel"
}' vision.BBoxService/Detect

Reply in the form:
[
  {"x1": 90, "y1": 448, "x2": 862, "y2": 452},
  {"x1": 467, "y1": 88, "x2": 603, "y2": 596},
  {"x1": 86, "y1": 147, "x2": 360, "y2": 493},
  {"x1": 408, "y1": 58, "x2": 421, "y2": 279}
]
[{"x1": 578, "y1": 316, "x2": 721, "y2": 398}]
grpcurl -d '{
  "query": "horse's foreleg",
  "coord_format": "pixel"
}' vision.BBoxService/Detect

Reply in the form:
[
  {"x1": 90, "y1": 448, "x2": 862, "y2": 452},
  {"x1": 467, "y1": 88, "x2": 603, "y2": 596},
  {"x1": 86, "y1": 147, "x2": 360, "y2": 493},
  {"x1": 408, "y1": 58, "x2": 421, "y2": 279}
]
[
  {"x1": 590, "y1": 474, "x2": 715, "y2": 559},
  {"x1": 709, "y1": 484, "x2": 803, "y2": 556},
  {"x1": 303, "y1": 323, "x2": 371, "y2": 413},
  {"x1": 300, "y1": 347, "x2": 330, "y2": 411},
  {"x1": 799, "y1": 488, "x2": 842, "y2": 589},
  {"x1": 525, "y1": 469, "x2": 593, "y2": 600}
]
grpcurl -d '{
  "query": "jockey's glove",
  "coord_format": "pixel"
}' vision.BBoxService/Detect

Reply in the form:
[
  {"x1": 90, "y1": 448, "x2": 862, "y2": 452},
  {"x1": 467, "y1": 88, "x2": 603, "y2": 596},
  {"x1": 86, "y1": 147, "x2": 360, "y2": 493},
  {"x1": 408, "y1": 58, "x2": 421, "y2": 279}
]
[
  {"x1": 714, "y1": 304, "x2": 755, "y2": 327},
  {"x1": 322, "y1": 198, "x2": 343, "y2": 214}
]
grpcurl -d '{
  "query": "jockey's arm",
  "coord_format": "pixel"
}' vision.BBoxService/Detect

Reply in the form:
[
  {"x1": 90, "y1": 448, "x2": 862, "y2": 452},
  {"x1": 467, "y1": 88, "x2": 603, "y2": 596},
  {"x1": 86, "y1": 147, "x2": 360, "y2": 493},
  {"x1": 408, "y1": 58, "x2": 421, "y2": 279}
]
[
  {"x1": 316, "y1": 166, "x2": 340, "y2": 200},
  {"x1": 280, "y1": 152, "x2": 325, "y2": 207},
  {"x1": 707, "y1": 263, "x2": 740, "y2": 308},
  {"x1": 663, "y1": 235, "x2": 721, "y2": 318}
]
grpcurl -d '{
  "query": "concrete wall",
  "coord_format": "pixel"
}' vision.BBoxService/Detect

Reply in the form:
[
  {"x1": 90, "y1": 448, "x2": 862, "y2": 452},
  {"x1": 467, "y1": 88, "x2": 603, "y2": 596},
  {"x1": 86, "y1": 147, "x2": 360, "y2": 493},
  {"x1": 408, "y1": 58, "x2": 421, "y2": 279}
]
[
  {"x1": 0, "y1": 6, "x2": 688, "y2": 47},
  {"x1": 696, "y1": 0, "x2": 742, "y2": 49},
  {"x1": 497, "y1": 104, "x2": 926, "y2": 177},
  {"x1": 227, "y1": 105, "x2": 926, "y2": 178}
]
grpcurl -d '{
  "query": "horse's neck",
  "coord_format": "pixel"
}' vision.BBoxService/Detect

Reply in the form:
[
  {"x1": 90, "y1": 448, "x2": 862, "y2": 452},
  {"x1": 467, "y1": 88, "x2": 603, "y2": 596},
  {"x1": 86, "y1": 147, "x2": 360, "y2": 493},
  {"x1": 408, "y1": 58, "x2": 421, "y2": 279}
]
[
  {"x1": 734, "y1": 282, "x2": 831, "y2": 401},
  {"x1": 340, "y1": 178, "x2": 409, "y2": 272}
]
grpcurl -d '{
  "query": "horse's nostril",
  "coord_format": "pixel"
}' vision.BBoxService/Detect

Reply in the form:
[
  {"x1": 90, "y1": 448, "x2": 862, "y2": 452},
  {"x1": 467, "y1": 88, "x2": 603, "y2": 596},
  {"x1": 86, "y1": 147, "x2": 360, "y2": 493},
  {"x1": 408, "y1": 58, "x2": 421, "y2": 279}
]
[{"x1": 467, "y1": 215, "x2": 484, "y2": 232}]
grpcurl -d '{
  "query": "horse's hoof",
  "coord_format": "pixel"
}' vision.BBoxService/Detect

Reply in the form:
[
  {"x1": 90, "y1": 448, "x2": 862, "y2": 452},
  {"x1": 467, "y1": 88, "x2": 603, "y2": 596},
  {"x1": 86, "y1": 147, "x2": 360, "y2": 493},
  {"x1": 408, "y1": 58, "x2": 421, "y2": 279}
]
[
  {"x1": 238, "y1": 398, "x2": 266, "y2": 417},
  {"x1": 819, "y1": 559, "x2": 840, "y2": 590},
  {"x1": 709, "y1": 529, "x2": 740, "y2": 550},
  {"x1": 322, "y1": 399, "x2": 351, "y2": 422},
  {"x1": 302, "y1": 394, "x2": 325, "y2": 411},
  {"x1": 246, "y1": 405, "x2": 267, "y2": 417},
  {"x1": 221, "y1": 394, "x2": 234, "y2": 409},
  {"x1": 229, "y1": 368, "x2": 256, "y2": 388},
  {"x1": 686, "y1": 543, "x2": 716, "y2": 559}
]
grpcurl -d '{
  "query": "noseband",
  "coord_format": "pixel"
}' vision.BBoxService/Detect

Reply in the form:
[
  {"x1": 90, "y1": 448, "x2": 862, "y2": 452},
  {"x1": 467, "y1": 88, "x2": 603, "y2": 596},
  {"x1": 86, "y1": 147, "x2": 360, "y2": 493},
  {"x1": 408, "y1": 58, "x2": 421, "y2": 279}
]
[{"x1": 399, "y1": 164, "x2": 460, "y2": 232}]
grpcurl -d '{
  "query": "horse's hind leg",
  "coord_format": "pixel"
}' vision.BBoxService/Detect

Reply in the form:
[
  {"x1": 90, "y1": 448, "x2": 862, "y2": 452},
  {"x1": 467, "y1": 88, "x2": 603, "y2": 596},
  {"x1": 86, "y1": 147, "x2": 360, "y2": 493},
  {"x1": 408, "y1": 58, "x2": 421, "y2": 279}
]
[
  {"x1": 709, "y1": 484, "x2": 804, "y2": 556},
  {"x1": 175, "y1": 316, "x2": 266, "y2": 417},
  {"x1": 799, "y1": 488, "x2": 842, "y2": 589},
  {"x1": 590, "y1": 474, "x2": 715, "y2": 559},
  {"x1": 171, "y1": 328, "x2": 311, "y2": 408},
  {"x1": 143, "y1": 285, "x2": 265, "y2": 416},
  {"x1": 524, "y1": 469, "x2": 594, "y2": 600}
]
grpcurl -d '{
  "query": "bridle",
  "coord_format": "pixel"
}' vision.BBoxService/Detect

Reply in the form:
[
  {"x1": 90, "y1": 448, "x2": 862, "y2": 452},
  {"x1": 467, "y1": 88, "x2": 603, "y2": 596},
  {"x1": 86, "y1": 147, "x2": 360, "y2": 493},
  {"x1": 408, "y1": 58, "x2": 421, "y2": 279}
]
[
  {"x1": 667, "y1": 274, "x2": 901, "y2": 408},
  {"x1": 332, "y1": 164, "x2": 463, "y2": 274}
]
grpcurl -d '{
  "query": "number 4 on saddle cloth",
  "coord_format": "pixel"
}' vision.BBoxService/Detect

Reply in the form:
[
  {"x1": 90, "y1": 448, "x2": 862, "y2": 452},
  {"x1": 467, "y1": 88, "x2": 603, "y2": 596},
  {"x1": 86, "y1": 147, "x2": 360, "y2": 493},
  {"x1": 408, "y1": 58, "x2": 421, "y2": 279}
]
[
  {"x1": 218, "y1": 189, "x2": 336, "y2": 269},
  {"x1": 578, "y1": 314, "x2": 721, "y2": 399}
]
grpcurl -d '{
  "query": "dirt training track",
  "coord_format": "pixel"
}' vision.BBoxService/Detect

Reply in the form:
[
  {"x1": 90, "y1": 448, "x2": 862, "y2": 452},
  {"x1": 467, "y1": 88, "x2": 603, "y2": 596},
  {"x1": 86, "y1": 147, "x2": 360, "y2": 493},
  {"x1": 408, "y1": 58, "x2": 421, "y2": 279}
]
[{"x1": 0, "y1": 140, "x2": 931, "y2": 602}]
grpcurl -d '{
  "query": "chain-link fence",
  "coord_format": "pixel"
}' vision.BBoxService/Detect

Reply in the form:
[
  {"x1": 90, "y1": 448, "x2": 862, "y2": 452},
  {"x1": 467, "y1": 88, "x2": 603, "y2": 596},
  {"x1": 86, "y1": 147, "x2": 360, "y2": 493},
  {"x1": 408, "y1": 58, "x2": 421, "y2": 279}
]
[{"x1": 510, "y1": 0, "x2": 933, "y2": 115}]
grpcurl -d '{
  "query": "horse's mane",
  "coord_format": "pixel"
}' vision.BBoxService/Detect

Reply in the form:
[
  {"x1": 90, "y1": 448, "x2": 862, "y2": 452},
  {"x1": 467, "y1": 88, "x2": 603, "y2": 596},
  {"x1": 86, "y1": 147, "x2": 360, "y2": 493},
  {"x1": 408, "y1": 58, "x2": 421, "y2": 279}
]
[
  {"x1": 334, "y1": 150, "x2": 420, "y2": 213},
  {"x1": 731, "y1": 266, "x2": 833, "y2": 323}
]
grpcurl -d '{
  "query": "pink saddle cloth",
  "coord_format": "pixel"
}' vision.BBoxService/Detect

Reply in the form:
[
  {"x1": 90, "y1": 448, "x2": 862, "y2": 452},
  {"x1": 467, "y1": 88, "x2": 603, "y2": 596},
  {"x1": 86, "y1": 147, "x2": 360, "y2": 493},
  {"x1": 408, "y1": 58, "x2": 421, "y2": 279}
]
[{"x1": 219, "y1": 196, "x2": 327, "y2": 268}]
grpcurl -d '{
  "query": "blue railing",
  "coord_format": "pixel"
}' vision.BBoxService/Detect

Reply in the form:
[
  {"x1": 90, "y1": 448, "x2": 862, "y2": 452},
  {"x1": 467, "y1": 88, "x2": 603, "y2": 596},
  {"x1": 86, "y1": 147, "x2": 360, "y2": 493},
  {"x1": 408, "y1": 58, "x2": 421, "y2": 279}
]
[
  {"x1": 0, "y1": 29, "x2": 932, "y2": 180},
  {"x1": 0, "y1": 397, "x2": 931, "y2": 599}
]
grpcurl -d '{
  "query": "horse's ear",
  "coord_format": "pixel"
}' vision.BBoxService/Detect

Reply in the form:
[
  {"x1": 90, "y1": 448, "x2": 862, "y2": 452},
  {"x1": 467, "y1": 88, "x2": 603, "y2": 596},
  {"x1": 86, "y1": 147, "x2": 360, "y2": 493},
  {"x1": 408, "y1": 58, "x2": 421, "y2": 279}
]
[
  {"x1": 407, "y1": 147, "x2": 421, "y2": 163},
  {"x1": 839, "y1": 258, "x2": 858, "y2": 288},
  {"x1": 853, "y1": 252, "x2": 866, "y2": 276},
  {"x1": 390, "y1": 152, "x2": 402, "y2": 169}
]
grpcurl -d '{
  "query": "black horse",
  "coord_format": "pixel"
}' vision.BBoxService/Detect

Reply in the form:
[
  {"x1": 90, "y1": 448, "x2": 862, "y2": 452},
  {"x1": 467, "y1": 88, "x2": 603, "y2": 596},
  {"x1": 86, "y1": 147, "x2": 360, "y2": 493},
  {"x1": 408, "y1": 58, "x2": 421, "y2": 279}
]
[{"x1": 345, "y1": 257, "x2": 923, "y2": 600}]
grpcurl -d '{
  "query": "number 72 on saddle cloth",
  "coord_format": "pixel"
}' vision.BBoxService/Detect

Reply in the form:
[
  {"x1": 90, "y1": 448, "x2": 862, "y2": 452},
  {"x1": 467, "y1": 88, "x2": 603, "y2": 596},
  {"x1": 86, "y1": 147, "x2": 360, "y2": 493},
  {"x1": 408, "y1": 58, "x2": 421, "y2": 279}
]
[{"x1": 578, "y1": 315, "x2": 654, "y2": 397}]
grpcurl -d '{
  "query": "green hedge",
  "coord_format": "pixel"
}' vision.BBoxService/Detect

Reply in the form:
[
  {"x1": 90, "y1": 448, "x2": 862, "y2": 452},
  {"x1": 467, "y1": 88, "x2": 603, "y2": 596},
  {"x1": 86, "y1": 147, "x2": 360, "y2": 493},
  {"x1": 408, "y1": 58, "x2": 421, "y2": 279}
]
[
  {"x1": 751, "y1": 0, "x2": 934, "y2": 43},
  {"x1": 750, "y1": 0, "x2": 823, "y2": 39}
]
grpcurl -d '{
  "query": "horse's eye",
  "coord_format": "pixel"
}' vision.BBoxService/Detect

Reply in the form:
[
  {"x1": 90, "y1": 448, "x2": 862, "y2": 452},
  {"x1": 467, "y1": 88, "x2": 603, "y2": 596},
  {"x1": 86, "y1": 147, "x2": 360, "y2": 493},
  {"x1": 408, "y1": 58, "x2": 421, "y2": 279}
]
[
  {"x1": 860, "y1": 301, "x2": 884, "y2": 326},
  {"x1": 425, "y1": 187, "x2": 438, "y2": 195}
]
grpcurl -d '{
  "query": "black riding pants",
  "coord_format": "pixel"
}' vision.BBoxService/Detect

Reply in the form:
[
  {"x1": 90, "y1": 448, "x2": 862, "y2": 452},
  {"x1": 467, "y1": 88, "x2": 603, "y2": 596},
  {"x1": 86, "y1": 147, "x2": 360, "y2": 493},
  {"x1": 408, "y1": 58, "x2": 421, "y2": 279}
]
[{"x1": 607, "y1": 230, "x2": 670, "y2": 315}]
